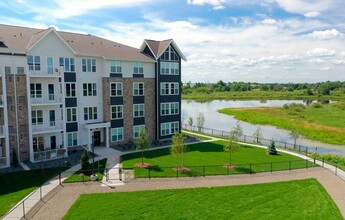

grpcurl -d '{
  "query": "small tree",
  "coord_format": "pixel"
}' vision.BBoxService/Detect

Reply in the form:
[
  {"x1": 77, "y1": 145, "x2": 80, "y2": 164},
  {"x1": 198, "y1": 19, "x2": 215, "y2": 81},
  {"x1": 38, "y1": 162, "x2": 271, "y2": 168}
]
[
  {"x1": 80, "y1": 150, "x2": 90, "y2": 171},
  {"x1": 188, "y1": 117, "x2": 193, "y2": 127},
  {"x1": 232, "y1": 121, "x2": 243, "y2": 140},
  {"x1": 267, "y1": 140, "x2": 278, "y2": 155},
  {"x1": 253, "y1": 126, "x2": 263, "y2": 144},
  {"x1": 196, "y1": 113, "x2": 205, "y2": 132},
  {"x1": 170, "y1": 132, "x2": 187, "y2": 169},
  {"x1": 223, "y1": 132, "x2": 240, "y2": 167},
  {"x1": 289, "y1": 130, "x2": 300, "y2": 149},
  {"x1": 12, "y1": 148, "x2": 18, "y2": 167},
  {"x1": 136, "y1": 128, "x2": 151, "y2": 165}
]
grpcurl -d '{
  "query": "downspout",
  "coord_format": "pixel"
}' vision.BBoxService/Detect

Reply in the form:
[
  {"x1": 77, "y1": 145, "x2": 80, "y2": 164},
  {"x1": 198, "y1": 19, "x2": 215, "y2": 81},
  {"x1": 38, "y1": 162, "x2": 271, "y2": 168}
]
[{"x1": 12, "y1": 51, "x2": 20, "y2": 162}]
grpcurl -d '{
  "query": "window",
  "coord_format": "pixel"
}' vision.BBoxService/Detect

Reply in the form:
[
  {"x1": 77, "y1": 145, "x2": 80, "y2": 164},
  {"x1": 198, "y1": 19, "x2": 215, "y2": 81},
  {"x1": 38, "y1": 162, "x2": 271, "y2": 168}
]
[
  {"x1": 84, "y1": 107, "x2": 97, "y2": 120},
  {"x1": 67, "y1": 108, "x2": 77, "y2": 122},
  {"x1": 161, "y1": 46, "x2": 179, "y2": 61},
  {"x1": 133, "y1": 82, "x2": 144, "y2": 96},
  {"x1": 133, "y1": 104, "x2": 144, "y2": 118},
  {"x1": 66, "y1": 83, "x2": 76, "y2": 97},
  {"x1": 83, "y1": 83, "x2": 97, "y2": 96},
  {"x1": 133, "y1": 125, "x2": 145, "y2": 139},
  {"x1": 27, "y1": 55, "x2": 41, "y2": 71},
  {"x1": 160, "y1": 62, "x2": 170, "y2": 75},
  {"x1": 111, "y1": 105, "x2": 123, "y2": 119},
  {"x1": 59, "y1": 57, "x2": 75, "y2": 72},
  {"x1": 110, "y1": 61, "x2": 121, "y2": 73},
  {"x1": 31, "y1": 110, "x2": 43, "y2": 125},
  {"x1": 82, "y1": 58, "x2": 96, "y2": 72},
  {"x1": 171, "y1": 63, "x2": 179, "y2": 75},
  {"x1": 67, "y1": 132, "x2": 78, "y2": 147},
  {"x1": 110, "y1": 83, "x2": 122, "y2": 96},
  {"x1": 133, "y1": 62, "x2": 143, "y2": 74},
  {"x1": 160, "y1": 83, "x2": 179, "y2": 95},
  {"x1": 111, "y1": 128, "x2": 123, "y2": 142},
  {"x1": 161, "y1": 102, "x2": 179, "y2": 116},
  {"x1": 5, "y1": 66, "x2": 11, "y2": 75},
  {"x1": 30, "y1": 83, "x2": 42, "y2": 98},
  {"x1": 161, "y1": 121, "x2": 179, "y2": 136},
  {"x1": 17, "y1": 67, "x2": 24, "y2": 74}
]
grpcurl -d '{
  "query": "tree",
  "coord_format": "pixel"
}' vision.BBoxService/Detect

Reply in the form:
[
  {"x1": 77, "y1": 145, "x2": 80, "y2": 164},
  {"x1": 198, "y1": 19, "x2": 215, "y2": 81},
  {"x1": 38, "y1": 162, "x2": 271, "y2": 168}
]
[
  {"x1": 196, "y1": 113, "x2": 205, "y2": 132},
  {"x1": 289, "y1": 130, "x2": 300, "y2": 149},
  {"x1": 223, "y1": 132, "x2": 240, "y2": 167},
  {"x1": 136, "y1": 128, "x2": 151, "y2": 165},
  {"x1": 267, "y1": 140, "x2": 278, "y2": 155},
  {"x1": 188, "y1": 117, "x2": 193, "y2": 127},
  {"x1": 170, "y1": 132, "x2": 187, "y2": 169},
  {"x1": 231, "y1": 121, "x2": 243, "y2": 140},
  {"x1": 253, "y1": 126, "x2": 263, "y2": 144},
  {"x1": 12, "y1": 148, "x2": 18, "y2": 167},
  {"x1": 80, "y1": 150, "x2": 90, "y2": 171}
]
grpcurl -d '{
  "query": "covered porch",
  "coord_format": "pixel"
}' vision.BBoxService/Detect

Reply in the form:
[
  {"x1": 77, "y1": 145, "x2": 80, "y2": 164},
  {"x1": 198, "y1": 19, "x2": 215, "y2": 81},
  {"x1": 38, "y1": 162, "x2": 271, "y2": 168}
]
[{"x1": 84, "y1": 122, "x2": 111, "y2": 151}]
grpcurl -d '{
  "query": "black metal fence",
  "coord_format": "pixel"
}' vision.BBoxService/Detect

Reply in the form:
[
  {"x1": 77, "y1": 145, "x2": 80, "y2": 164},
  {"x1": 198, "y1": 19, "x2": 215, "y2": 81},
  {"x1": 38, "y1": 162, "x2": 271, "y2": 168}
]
[{"x1": 183, "y1": 124, "x2": 321, "y2": 156}]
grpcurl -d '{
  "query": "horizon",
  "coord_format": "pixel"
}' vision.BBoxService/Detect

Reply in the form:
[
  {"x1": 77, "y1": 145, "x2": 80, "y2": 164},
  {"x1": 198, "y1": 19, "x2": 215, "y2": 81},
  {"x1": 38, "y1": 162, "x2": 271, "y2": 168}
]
[{"x1": 1, "y1": 0, "x2": 345, "y2": 83}]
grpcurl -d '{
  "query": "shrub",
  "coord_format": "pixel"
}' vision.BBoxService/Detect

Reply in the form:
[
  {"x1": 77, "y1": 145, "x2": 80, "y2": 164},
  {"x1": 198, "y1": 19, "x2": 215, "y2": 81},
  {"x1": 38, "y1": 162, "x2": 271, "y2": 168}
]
[
  {"x1": 80, "y1": 150, "x2": 90, "y2": 170},
  {"x1": 267, "y1": 141, "x2": 278, "y2": 155},
  {"x1": 311, "y1": 103, "x2": 322, "y2": 108},
  {"x1": 12, "y1": 149, "x2": 18, "y2": 167}
]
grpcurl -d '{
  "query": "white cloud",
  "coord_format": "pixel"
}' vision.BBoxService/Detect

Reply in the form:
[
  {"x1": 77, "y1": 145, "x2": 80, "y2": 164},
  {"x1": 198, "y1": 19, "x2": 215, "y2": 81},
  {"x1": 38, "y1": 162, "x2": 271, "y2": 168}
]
[
  {"x1": 187, "y1": 0, "x2": 226, "y2": 9},
  {"x1": 308, "y1": 58, "x2": 326, "y2": 63},
  {"x1": 333, "y1": 60, "x2": 345, "y2": 65},
  {"x1": 305, "y1": 29, "x2": 343, "y2": 40},
  {"x1": 340, "y1": 52, "x2": 345, "y2": 57},
  {"x1": 261, "y1": 18, "x2": 278, "y2": 25},
  {"x1": 275, "y1": 0, "x2": 335, "y2": 15},
  {"x1": 304, "y1": 11, "x2": 321, "y2": 18},
  {"x1": 320, "y1": 66, "x2": 331, "y2": 71},
  {"x1": 306, "y1": 48, "x2": 335, "y2": 57},
  {"x1": 213, "y1": 5, "x2": 225, "y2": 10}
]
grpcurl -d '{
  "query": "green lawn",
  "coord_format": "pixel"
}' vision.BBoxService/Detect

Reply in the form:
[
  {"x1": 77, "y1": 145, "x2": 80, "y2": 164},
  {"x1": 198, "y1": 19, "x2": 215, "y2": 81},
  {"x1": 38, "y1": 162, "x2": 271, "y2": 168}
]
[
  {"x1": 218, "y1": 103, "x2": 345, "y2": 145},
  {"x1": 122, "y1": 141, "x2": 315, "y2": 178},
  {"x1": 0, "y1": 168, "x2": 65, "y2": 217},
  {"x1": 63, "y1": 179, "x2": 342, "y2": 220},
  {"x1": 63, "y1": 159, "x2": 107, "y2": 183}
]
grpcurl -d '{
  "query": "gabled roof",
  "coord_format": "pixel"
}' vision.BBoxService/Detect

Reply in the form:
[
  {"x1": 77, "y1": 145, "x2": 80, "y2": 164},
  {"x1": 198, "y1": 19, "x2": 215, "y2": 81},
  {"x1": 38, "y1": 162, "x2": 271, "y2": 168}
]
[
  {"x1": 0, "y1": 23, "x2": 155, "y2": 62},
  {"x1": 140, "y1": 39, "x2": 187, "y2": 61}
]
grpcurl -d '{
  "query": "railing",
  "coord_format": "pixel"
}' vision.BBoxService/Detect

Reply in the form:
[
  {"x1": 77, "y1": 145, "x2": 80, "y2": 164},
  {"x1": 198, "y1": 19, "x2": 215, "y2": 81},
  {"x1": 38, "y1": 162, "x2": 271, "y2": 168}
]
[
  {"x1": 31, "y1": 94, "x2": 63, "y2": 105},
  {"x1": 0, "y1": 157, "x2": 6, "y2": 167},
  {"x1": 0, "y1": 125, "x2": 4, "y2": 137},
  {"x1": 28, "y1": 65, "x2": 63, "y2": 77},
  {"x1": 33, "y1": 148, "x2": 66, "y2": 162},
  {"x1": 0, "y1": 95, "x2": 3, "y2": 106},
  {"x1": 32, "y1": 121, "x2": 63, "y2": 133}
]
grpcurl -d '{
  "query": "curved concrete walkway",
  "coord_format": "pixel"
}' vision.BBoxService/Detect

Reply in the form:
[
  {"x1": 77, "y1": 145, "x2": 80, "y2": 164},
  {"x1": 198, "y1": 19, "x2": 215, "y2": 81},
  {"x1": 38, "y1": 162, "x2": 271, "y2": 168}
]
[{"x1": 29, "y1": 167, "x2": 345, "y2": 219}]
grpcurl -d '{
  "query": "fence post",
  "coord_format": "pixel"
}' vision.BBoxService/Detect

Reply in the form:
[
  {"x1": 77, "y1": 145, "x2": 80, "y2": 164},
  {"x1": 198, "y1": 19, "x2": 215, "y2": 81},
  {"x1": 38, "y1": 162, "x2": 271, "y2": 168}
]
[
  {"x1": 249, "y1": 164, "x2": 252, "y2": 174},
  {"x1": 23, "y1": 201, "x2": 25, "y2": 218},
  {"x1": 59, "y1": 172, "x2": 61, "y2": 185},
  {"x1": 271, "y1": 162, "x2": 273, "y2": 173},
  {"x1": 335, "y1": 165, "x2": 338, "y2": 176},
  {"x1": 40, "y1": 186, "x2": 42, "y2": 200},
  {"x1": 82, "y1": 174, "x2": 84, "y2": 183},
  {"x1": 212, "y1": 129, "x2": 214, "y2": 136},
  {"x1": 119, "y1": 168, "x2": 122, "y2": 181},
  {"x1": 306, "y1": 147, "x2": 308, "y2": 156},
  {"x1": 289, "y1": 161, "x2": 291, "y2": 171},
  {"x1": 313, "y1": 156, "x2": 316, "y2": 165},
  {"x1": 203, "y1": 166, "x2": 205, "y2": 177},
  {"x1": 322, "y1": 158, "x2": 324, "y2": 167},
  {"x1": 298, "y1": 145, "x2": 301, "y2": 154},
  {"x1": 284, "y1": 142, "x2": 286, "y2": 149},
  {"x1": 176, "y1": 168, "x2": 179, "y2": 178},
  {"x1": 222, "y1": 131, "x2": 223, "y2": 138},
  {"x1": 149, "y1": 168, "x2": 151, "y2": 179},
  {"x1": 244, "y1": 135, "x2": 246, "y2": 142},
  {"x1": 306, "y1": 160, "x2": 308, "y2": 169}
]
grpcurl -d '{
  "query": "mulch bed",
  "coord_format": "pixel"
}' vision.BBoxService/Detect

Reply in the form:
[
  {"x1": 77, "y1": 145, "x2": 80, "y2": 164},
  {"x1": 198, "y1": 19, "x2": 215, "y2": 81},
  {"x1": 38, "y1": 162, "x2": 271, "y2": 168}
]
[
  {"x1": 223, "y1": 164, "x2": 238, "y2": 169},
  {"x1": 172, "y1": 167, "x2": 190, "y2": 172},
  {"x1": 135, "y1": 162, "x2": 152, "y2": 168}
]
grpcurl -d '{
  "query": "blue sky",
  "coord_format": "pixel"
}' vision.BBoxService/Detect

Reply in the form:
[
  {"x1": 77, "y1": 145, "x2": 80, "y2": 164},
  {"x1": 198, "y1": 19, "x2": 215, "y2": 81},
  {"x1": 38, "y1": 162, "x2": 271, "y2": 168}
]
[{"x1": 1, "y1": 0, "x2": 345, "y2": 83}]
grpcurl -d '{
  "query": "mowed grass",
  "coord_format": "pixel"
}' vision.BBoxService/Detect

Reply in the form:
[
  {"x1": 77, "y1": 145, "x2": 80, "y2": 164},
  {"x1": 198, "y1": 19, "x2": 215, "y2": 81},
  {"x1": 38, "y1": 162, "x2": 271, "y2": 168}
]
[
  {"x1": 63, "y1": 159, "x2": 107, "y2": 183},
  {"x1": 63, "y1": 178, "x2": 342, "y2": 220},
  {"x1": 0, "y1": 168, "x2": 65, "y2": 216},
  {"x1": 218, "y1": 103, "x2": 345, "y2": 145},
  {"x1": 122, "y1": 141, "x2": 315, "y2": 178}
]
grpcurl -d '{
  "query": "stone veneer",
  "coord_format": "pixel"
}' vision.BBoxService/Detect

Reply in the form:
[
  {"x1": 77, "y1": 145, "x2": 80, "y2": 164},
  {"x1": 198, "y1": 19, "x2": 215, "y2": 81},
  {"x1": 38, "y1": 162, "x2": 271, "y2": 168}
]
[
  {"x1": 6, "y1": 74, "x2": 30, "y2": 161},
  {"x1": 103, "y1": 77, "x2": 156, "y2": 146}
]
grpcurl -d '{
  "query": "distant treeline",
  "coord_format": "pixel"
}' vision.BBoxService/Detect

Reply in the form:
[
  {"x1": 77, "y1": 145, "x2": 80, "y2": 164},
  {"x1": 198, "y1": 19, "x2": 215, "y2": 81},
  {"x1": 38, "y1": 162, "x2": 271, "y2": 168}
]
[{"x1": 182, "y1": 81, "x2": 345, "y2": 96}]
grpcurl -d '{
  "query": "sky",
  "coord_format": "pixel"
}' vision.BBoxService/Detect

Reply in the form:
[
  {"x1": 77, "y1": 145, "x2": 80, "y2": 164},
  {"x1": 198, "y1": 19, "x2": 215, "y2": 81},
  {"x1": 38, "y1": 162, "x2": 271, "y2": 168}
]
[{"x1": 1, "y1": 0, "x2": 345, "y2": 83}]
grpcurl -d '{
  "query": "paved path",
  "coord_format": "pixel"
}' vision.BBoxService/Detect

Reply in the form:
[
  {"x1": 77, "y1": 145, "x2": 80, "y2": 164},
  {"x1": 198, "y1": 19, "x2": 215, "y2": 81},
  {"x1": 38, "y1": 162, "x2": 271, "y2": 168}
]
[{"x1": 29, "y1": 167, "x2": 345, "y2": 220}]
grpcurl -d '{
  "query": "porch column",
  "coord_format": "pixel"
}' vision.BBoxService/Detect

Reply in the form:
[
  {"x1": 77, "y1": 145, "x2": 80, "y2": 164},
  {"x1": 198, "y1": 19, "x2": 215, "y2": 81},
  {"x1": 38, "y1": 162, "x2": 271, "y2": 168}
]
[
  {"x1": 106, "y1": 127, "x2": 109, "y2": 148},
  {"x1": 88, "y1": 128, "x2": 92, "y2": 151}
]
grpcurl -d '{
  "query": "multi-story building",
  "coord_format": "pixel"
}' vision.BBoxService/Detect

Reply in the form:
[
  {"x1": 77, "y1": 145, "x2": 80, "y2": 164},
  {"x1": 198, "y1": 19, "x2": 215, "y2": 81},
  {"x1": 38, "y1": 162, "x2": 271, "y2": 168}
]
[{"x1": 0, "y1": 24, "x2": 186, "y2": 168}]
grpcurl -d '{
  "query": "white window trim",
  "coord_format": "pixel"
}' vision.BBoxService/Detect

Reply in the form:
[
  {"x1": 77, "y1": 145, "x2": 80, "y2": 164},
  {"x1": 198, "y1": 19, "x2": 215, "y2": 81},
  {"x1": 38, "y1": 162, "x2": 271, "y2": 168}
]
[
  {"x1": 133, "y1": 82, "x2": 145, "y2": 96},
  {"x1": 110, "y1": 60, "x2": 122, "y2": 73},
  {"x1": 160, "y1": 82, "x2": 179, "y2": 95},
  {"x1": 133, "y1": 125, "x2": 145, "y2": 139},
  {"x1": 110, "y1": 82, "x2": 123, "y2": 97},
  {"x1": 160, "y1": 102, "x2": 179, "y2": 116},
  {"x1": 84, "y1": 107, "x2": 97, "y2": 121},
  {"x1": 133, "y1": 62, "x2": 144, "y2": 74},
  {"x1": 133, "y1": 104, "x2": 145, "y2": 118},
  {"x1": 66, "y1": 107, "x2": 77, "y2": 122},
  {"x1": 65, "y1": 83, "x2": 76, "y2": 97},
  {"x1": 160, "y1": 121, "x2": 179, "y2": 136},
  {"x1": 111, "y1": 105, "x2": 124, "y2": 119},
  {"x1": 67, "y1": 132, "x2": 78, "y2": 147},
  {"x1": 111, "y1": 127, "x2": 123, "y2": 142}
]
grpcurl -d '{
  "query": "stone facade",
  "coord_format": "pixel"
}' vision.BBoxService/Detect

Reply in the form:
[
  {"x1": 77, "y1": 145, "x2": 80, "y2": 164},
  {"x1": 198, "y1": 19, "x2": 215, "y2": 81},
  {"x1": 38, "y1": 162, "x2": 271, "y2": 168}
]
[
  {"x1": 6, "y1": 74, "x2": 30, "y2": 161},
  {"x1": 103, "y1": 77, "x2": 156, "y2": 146}
]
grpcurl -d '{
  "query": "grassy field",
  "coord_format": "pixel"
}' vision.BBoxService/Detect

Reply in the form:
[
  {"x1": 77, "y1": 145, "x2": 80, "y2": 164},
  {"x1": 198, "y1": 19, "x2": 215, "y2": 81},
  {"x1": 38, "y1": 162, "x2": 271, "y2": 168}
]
[
  {"x1": 122, "y1": 141, "x2": 315, "y2": 178},
  {"x1": 182, "y1": 90, "x2": 345, "y2": 101},
  {"x1": 0, "y1": 168, "x2": 65, "y2": 217},
  {"x1": 63, "y1": 159, "x2": 107, "y2": 183},
  {"x1": 63, "y1": 178, "x2": 342, "y2": 220},
  {"x1": 218, "y1": 103, "x2": 345, "y2": 145}
]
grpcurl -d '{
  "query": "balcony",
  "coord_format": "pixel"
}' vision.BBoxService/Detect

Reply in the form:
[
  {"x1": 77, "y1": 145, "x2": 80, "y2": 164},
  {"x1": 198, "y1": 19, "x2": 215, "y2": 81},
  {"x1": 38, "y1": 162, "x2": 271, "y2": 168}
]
[
  {"x1": 32, "y1": 121, "x2": 63, "y2": 134},
  {"x1": 33, "y1": 148, "x2": 66, "y2": 162},
  {"x1": 28, "y1": 65, "x2": 63, "y2": 77},
  {"x1": 0, "y1": 125, "x2": 4, "y2": 138},
  {"x1": 31, "y1": 94, "x2": 63, "y2": 106}
]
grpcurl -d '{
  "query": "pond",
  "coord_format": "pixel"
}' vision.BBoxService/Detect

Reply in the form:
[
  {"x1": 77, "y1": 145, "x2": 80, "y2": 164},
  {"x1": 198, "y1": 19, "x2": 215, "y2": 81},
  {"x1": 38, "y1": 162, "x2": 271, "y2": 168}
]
[{"x1": 181, "y1": 99, "x2": 345, "y2": 156}]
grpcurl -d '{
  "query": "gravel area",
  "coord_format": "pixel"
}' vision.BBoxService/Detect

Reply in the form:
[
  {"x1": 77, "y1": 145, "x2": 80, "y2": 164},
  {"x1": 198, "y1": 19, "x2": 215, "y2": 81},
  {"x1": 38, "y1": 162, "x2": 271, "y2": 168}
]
[{"x1": 29, "y1": 167, "x2": 345, "y2": 219}]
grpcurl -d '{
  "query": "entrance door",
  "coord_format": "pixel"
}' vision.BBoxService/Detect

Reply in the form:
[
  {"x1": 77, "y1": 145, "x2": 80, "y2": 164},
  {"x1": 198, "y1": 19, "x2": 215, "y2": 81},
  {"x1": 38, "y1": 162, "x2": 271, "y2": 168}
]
[
  {"x1": 48, "y1": 84, "x2": 54, "y2": 101},
  {"x1": 50, "y1": 136, "x2": 56, "y2": 149},
  {"x1": 93, "y1": 131, "x2": 101, "y2": 146},
  {"x1": 49, "y1": 110, "x2": 55, "y2": 127}
]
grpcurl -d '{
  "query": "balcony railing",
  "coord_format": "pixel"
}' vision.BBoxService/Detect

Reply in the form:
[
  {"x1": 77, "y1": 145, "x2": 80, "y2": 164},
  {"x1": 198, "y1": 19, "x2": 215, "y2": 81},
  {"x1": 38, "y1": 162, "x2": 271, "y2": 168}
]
[
  {"x1": 32, "y1": 121, "x2": 63, "y2": 134},
  {"x1": 30, "y1": 94, "x2": 63, "y2": 105},
  {"x1": 0, "y1": 95, "x2": 3, "y2": 107},
  {"x1": 33, "y1": 148, "x2": 66, "y2": 162},
  {"x1": 0, "y1": 157, "x2": 7, "y2": 167},
  {"x1": 0, "y1": 125, "x2": 4, "y2": 137},
  {"x1": 28, "y1": 65, "x2": 63, "y2": 77}
]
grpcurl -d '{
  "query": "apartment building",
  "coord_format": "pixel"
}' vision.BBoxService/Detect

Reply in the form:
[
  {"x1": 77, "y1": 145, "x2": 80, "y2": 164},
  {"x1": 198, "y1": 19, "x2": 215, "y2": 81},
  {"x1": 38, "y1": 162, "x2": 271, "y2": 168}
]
[{"x1": 0, "y1": 24, "x2": 186, "y2": 168}]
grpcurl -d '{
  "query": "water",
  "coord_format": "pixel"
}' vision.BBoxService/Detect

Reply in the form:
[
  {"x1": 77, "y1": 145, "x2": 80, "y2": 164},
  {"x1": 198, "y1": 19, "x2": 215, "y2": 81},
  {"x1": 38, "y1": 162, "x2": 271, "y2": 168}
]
[{"x1": 181, "y1": 100, "x2": 345, "y2": 156}]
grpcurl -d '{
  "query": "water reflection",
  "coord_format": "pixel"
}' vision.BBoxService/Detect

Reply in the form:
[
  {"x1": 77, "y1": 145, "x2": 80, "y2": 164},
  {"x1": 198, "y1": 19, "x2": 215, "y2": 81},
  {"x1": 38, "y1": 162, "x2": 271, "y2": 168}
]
[{"x1": 182, "y1": 99, "x2": 345, "y2": 156}]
